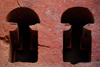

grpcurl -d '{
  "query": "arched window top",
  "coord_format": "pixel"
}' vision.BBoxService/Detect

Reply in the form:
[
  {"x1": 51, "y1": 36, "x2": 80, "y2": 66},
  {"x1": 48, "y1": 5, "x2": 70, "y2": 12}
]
[
  {"x1": 61, "y1": 7, "x2": 94, "y2": 26},
  {"x1": 7, "y1": 7, "x2": 40, "y2": 25}
]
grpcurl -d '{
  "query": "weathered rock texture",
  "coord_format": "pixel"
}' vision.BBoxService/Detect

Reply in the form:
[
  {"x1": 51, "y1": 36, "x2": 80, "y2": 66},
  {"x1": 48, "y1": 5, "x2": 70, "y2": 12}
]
[{"x1": 0, "y1": 0, "x2": 100, "y2": 67}]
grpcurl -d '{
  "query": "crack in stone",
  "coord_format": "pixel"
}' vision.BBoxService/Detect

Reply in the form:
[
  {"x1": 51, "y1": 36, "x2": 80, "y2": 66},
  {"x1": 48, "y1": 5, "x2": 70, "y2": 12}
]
[
  {"x1": 0, "y1": 35, "x2": 9, "y2": 43},
  {"x1": 38, "y1": 45, "x2": 50, "y2": 48},
  {"x1": 17, "y1": 0, "x2": 21, "y2": 7}
]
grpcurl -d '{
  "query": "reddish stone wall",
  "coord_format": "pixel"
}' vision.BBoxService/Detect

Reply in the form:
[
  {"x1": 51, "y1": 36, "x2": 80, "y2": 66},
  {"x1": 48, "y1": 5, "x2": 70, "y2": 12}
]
[{"x1": 0, "y1": 0, "x2": 100, "y2": 67}]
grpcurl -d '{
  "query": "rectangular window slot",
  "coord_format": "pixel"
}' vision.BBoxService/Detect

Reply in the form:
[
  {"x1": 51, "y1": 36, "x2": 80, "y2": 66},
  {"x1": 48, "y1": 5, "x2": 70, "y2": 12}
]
[{"x1": 10, "y1": 26, "x2": 38, "y2": 63}]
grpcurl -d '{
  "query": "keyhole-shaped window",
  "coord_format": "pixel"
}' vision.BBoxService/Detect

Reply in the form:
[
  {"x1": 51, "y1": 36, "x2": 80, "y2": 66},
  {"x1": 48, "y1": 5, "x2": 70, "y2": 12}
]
[
  {"x1": 61, "y1": 7, "x2": 94, "y2": 64},
  {"x1": 7, "y1": 7, "x2": 40, "y2": 63}
]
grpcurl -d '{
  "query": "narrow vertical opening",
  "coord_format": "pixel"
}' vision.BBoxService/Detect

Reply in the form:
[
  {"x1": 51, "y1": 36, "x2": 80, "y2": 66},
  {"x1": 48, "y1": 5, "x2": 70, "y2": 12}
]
[
  {"x1": 7, "y1": 7, "x2": 40, "y2": 63},
  {"x1": 61, "y1": 7, "x2": 94, "y2": 64}
]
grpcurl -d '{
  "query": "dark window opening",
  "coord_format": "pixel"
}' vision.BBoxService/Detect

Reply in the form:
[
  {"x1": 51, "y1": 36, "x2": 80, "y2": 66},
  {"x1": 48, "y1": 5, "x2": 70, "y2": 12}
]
[
  {"x1": 7, "y1": 7, "x2": 40, "y2": 63},
  {"x1": 61, "y1": 7, "x2": 94, "y2": 64}
]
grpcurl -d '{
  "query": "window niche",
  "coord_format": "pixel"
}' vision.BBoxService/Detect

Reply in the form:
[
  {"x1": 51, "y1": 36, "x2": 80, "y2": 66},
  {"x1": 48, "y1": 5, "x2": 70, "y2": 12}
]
[
  {"x1": 61, "y1": 7, "x2": 94, "y2": 64},
  {"x1": 7, "y1": 7, "x2": 40, "y2": 63}
]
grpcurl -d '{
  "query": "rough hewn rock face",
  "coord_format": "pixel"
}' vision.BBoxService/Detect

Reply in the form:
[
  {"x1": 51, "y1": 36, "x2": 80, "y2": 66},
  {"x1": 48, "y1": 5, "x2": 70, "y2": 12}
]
[{"x1": 0, "y1": 0, "x2": 100, "y2": 67}]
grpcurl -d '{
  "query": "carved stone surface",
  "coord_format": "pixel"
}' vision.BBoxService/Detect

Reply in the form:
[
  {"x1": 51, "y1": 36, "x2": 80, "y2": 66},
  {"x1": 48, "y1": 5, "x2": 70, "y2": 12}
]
[{"x1": 0, "y1": 0, "x2": 100, "y2": 67}]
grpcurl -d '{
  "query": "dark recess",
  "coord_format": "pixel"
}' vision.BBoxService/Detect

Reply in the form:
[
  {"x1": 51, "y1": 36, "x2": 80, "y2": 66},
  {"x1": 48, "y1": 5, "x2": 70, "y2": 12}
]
[
  {"x1": 62, "y1": 7, "x2": 94, "y2": 64},
  {"x1": 7, "y1": 7, "x2": 40, "y2": 63}
]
